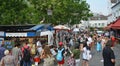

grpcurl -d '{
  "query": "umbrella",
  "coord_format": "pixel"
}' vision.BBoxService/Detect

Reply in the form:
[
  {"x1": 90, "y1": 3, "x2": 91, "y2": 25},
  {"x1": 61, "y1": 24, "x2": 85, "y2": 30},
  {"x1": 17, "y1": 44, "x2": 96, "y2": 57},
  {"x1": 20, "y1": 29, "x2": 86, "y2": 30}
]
[
  {"x1": 54, "y1": 25, "x2": 70, "y2": 30},
  {"x1": 73, "y1": 28, "x2": 79, "y2": 32}
]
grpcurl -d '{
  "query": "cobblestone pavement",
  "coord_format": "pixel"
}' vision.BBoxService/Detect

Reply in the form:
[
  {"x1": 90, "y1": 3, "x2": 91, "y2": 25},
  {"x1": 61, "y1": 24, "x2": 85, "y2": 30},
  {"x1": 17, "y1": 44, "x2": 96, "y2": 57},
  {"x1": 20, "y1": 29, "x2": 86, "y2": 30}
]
[{"x1": 38, "y1": 44, "x2": 120, "y2": 66}]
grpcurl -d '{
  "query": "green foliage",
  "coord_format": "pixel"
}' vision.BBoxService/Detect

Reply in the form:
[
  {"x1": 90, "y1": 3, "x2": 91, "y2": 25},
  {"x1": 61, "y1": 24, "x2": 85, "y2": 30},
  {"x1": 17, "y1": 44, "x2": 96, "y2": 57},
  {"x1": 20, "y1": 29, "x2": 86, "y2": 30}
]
[
  {"x1": 0, "y1": 0, "x2": 92, "y2": 25},
  {"x1": 89, "y1": 27, "x2": 95, "y2": 31},
  {"x1": 72, "y1": 49, "x2": 80, "y2": 59},
  {"x1": 0, "y1": 0, "x2": 40, "y2": 25}
]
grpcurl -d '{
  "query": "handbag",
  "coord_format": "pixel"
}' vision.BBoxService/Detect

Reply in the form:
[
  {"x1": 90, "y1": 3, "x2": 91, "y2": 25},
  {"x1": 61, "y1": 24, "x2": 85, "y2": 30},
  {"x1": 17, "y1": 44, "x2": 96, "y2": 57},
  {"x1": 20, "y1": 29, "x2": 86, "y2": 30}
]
[
  {"x1": 67, "y1": 57, "x2": 76, "y2": 66},
  {"x1": 86, "y1": 49, "x2": 92, "y2": 60},
  {"x1": 87, "y1": 54, "x2": 92, "y2": 60},
  {"x1": 33, "y1": 55, "x2": 40, "y2": 63}
]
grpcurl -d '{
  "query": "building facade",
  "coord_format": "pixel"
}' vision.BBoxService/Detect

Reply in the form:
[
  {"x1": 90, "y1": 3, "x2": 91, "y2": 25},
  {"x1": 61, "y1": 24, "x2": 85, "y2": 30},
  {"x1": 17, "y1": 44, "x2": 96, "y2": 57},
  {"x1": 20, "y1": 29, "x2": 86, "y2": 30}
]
[
  {"x1": 89, "y1": 20, "x2": 108, "y2": 28},
  {"x1": 82, "y1": 13, "x2": 108, "y2": 28},
  {"x1": 108, "y1": 0, "x2": 120, "y2": 23}
]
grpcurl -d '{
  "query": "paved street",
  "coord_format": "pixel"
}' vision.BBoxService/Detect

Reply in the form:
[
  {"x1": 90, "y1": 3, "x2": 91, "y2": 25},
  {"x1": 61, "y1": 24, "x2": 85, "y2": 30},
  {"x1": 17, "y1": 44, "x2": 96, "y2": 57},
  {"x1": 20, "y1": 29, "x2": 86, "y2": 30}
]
[
  {"x1": 38, "y1": 44, "x2": 120, "y2": 66},
  {"x1": 88, "y1": 44, "x2": 120, "y2": 66}
]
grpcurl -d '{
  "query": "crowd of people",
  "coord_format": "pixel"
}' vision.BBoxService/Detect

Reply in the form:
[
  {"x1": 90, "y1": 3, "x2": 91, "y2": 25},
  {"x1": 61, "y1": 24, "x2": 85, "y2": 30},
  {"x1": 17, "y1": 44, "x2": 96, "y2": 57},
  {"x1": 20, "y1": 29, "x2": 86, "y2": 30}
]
[{"x1": 0, "y1": 30, "x2": 117, "y2": 66}]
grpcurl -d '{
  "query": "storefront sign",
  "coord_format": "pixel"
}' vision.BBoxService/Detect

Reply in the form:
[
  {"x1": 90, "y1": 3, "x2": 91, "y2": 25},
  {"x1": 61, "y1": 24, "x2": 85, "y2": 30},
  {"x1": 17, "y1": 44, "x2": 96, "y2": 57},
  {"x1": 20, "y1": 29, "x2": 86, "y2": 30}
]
[
  {"x1": 27, "y1": 32, "x2": 36, "y2": 37},
  {"x1": 6, "y1": 33, "x2": 27, "y2": 37}
]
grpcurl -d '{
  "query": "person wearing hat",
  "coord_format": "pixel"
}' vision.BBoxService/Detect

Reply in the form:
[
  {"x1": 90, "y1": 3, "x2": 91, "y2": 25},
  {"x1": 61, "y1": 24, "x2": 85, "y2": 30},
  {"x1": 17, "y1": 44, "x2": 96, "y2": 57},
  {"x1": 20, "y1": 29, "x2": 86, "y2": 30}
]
[
  {"x1": 0, "y1": 50, "x2": 17, "y2": 66},
  {"x1": 56, "y1": 42, "x2": 66, "y2": 66}
]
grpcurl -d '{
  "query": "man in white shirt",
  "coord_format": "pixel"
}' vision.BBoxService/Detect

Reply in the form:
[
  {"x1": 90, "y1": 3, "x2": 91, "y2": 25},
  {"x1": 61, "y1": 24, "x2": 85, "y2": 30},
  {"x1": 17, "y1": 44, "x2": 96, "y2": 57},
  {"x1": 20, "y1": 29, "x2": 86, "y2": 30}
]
[
  {"x1": 36, "y1": 40, "x2": 42, "y2": 47},
  {"x1": 36, "y1": 40, "x2": 42, "y2": 54}
]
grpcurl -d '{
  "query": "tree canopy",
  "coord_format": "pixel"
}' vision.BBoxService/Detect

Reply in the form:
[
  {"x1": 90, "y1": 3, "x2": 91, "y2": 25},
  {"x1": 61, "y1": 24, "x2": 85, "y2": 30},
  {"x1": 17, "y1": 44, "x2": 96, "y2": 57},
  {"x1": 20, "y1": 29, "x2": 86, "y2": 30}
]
[{"x1": 0, "y1": 0, "x2": 92, "y2": 25}]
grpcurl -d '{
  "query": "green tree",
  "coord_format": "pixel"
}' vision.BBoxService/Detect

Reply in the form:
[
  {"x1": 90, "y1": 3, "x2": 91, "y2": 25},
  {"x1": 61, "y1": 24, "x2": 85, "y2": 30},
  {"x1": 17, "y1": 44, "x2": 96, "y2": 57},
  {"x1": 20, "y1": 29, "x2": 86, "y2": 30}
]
[
  {"x1": 29, "y1": 0, "x2": 92, "y2": 25},
  {"x1": 0, "y1": 0, "x2": 40, "y2": 25},
  {"x1": 0, "y1": 0, "x2": 92, "y2": 25}
]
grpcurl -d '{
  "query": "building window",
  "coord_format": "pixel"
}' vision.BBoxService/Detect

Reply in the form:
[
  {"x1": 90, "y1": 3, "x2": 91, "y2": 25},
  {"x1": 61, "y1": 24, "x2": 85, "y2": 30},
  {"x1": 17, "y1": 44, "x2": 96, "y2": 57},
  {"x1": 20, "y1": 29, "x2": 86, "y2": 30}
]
[
  {"x1": 119, "y1": 9, "x2": 120, "y2": 17},
  {"x1": 95, "y1": 23, "x2": 97, "y2": 27},
  {"x1": 114, "y1": 13, "x2": 116, "y2": 18},
  {"x1": 116, "y1": 10, "x2": 119, "y2": 18},
  {"x1": 98, "y1": 17, "x2": 101, "y2": 20},
  {"x1": 98, "y1": 23, "x2": 101, "y2": 26},
  {"x1": 102, "y1": 23, "x2": 104, "y2": 26}
]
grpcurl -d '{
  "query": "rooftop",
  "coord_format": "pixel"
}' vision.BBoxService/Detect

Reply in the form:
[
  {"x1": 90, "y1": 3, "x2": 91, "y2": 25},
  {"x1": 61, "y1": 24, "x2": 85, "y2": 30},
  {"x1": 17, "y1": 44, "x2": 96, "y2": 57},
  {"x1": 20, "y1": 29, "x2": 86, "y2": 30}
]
[
  {"x1": 90, "y1": 13, "x2": 108, "y2": 20},
  {"x1": 111, "y1": 0, "x2": 117, "y2": 3}
]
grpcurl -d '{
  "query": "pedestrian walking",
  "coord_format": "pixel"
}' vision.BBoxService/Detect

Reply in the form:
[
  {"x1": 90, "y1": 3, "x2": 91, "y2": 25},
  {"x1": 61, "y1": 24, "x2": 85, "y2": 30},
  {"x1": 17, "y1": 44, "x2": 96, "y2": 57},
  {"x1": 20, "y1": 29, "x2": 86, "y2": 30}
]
[
  {"x1": 12, "y1": 43, "x2": 22, "y2": 66},
  {"x1": 110, "y1": 35, "x2": 116, "y2": 49},
  {"x1": 22, "y1": 42, "x2": 32, "y2": 66},
  {"x1": 0, "y1": 43, "x2": 6, "y2": 61},
  {"x1": 96, "y1": 36, "x2": 102, "y2": 52},
  {"x1": 101, "y1": 36, "x2": 106, "y2": 50},
  {"x1": 72, "y1": 45, "x2": 80, "y2": 66},
  {"x1": 40, "y1": 45, "x2": 55, "y2": 66},
  {"x1": 82, "y1": 41, "x2": 92, "y2": 66},
  {"x1": 56, "y1": 42, "x2": 66, "y2": 66},
  {"x1": 102, "y1": 40, "x2": 115, "y2": 66},
  {"x1": 0, "y1": 50, "x2": 17, "y2": 66},
  {"x1": 80, "y1": 35, "x2": 85, "y2": 51}
]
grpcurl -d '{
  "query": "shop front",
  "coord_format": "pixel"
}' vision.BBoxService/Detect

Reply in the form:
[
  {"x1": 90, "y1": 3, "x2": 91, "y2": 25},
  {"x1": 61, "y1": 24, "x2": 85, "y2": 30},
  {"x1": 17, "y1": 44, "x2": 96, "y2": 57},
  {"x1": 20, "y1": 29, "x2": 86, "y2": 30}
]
[{"x1": 4, "y1": 32, "x2": 36, "y2": 50}]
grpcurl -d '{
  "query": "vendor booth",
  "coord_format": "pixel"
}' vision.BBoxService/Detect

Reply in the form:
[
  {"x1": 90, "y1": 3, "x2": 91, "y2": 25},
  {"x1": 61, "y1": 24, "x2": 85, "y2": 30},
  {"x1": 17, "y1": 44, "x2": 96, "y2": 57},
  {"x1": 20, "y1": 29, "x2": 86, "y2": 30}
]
[
  {"x1": 40, "y1": 31, "x2": 54, "y2": 45},
  {"x1": 105, "y1": 18, "x2": 120, "y2": 43},
  {"x1": 29, "y1": 24, "x2": 54, "y2": 45},
  {"x1": 0, "y1": 24, "x2": 54, "y2": 49}
]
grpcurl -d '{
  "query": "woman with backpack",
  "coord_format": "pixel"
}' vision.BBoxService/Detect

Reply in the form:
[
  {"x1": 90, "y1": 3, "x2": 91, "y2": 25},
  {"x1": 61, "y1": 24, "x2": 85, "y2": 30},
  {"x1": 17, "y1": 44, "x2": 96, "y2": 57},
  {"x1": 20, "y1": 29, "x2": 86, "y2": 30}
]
[
  {"x1": 21, "y1": 42, "x2": 32, "y2": 66},
  {"x1": 56, "y1": 42, "x2": 66, "y2": 66},
  {"x1": 40, "y1": 45, "x2": 55, "y2": 66},
  {"x1": 96, "y1": 36, "x2": 102, "y2": 52}
]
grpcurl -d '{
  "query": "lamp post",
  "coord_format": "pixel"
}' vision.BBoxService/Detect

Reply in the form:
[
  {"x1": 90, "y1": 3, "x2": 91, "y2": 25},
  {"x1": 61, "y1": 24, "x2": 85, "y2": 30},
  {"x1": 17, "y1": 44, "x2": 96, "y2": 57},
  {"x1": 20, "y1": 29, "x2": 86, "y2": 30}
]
[
  {"x1": 72, "y1": 13, "x2": 79, "y2": 24},
  {"x1": 47, "y1": 9, "x2": 52, "y2": 23}
]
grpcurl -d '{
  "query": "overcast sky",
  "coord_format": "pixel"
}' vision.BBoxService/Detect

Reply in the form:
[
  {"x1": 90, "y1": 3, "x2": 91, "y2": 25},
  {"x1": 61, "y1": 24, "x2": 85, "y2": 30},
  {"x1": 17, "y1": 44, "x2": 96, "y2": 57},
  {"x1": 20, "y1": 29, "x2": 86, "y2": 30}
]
[{"x1": 86, "y1": 0, "x2": 110, "y2": 16}]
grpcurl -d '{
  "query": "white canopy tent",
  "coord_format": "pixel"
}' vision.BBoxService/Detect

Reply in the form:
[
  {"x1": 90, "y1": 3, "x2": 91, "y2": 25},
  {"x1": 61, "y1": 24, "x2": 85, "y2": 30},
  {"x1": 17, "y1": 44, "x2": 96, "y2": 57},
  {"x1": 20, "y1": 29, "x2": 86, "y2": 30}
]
[
  {"x1": 40, "y1": 31, "x2": 54, "y2": 45},
  {"x1": 54, "y1": 25, "x2": 70, "y2": 30},
  {"x1": 73, "y1": 28, "x2": 79, "y2": 32}
]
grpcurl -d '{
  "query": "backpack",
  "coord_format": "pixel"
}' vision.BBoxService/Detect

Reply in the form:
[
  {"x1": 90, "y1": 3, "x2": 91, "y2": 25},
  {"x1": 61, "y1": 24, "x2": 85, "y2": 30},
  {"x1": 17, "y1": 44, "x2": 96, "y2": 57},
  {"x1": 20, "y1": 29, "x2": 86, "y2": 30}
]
[
  {"x1": 23, "y1": 47, "x2": 31, "y2": 62},
  {"x1": 77, "y1": 37, "x2": 81, "y2": 43},
  {"x1": 56, "y1": 48, "x2": 64, "y2": 61}
]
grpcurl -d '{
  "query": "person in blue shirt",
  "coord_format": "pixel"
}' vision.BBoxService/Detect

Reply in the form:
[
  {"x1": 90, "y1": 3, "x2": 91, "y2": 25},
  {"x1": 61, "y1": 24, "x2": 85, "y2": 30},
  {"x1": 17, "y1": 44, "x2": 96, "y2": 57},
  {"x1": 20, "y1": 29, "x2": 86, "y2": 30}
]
[{"x1": 0, "y1": 43, "x2": 6, "y2": 61}]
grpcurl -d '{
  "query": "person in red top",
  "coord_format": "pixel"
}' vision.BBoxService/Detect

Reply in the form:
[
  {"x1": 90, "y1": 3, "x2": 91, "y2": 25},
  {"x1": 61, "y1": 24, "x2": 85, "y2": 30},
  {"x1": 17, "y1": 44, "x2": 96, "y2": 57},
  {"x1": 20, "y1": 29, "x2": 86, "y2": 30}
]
[
  {"x1": 110, "y1": 35, "x2": 116, "y2": 48},
  {"x1": 22, "y1": 42, "x2": 29, "y2": 52},
  {"x1": 21, "y1": 42, "x2": 31, "y2": 66}
]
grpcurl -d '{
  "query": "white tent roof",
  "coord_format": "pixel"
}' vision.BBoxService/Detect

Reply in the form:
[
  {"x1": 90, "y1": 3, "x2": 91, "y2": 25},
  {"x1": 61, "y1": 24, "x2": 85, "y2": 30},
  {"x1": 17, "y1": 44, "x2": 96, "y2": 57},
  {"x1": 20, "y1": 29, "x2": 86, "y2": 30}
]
[
  {"x1": 40, "y1": 31, "x2": 53, "y2": 36},
  {"x1": 73, "y1": 28, "x2": 79, "y2": 32},
  {"x1": 54, "y1": 25, "x2": 70, "y2": 30}
]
